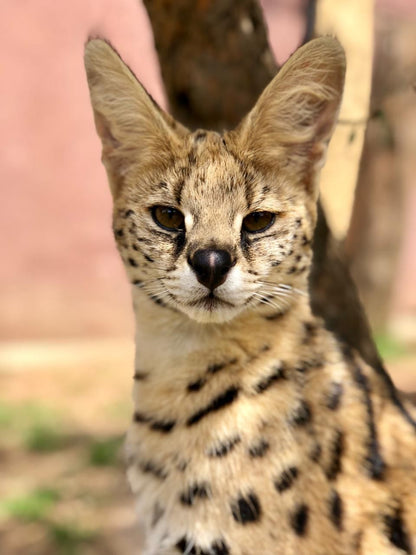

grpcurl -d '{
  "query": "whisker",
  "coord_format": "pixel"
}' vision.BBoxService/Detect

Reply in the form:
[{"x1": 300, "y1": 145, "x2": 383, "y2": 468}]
[{"x1": 250, "y1": 292, "x2": 290, "y2": 312}]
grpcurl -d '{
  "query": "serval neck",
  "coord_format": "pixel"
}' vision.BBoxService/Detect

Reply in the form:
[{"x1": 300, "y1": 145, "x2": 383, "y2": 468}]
[{"x1": 132, "y1": 287, "x2": 312, "y2": 387}]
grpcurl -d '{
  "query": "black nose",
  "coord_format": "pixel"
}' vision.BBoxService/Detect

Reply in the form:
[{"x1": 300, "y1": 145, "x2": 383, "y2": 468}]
[{"x1": 189, "y1": 249, "x2": 234, "y2": 290}]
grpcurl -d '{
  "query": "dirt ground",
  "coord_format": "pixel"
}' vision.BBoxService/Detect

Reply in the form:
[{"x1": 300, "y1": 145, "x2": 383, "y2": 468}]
[{"x1": 0, "y1": 339, "x2": 415, "y2": 555}]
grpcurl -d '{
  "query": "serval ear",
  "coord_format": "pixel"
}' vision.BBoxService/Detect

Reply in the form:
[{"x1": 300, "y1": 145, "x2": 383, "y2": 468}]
[
  {"x1": 232, "y1": 37, "x2": 346, "y2": 197},
  {"x1": 84, "y1": 39, "x2": 187, "y2": 197}
]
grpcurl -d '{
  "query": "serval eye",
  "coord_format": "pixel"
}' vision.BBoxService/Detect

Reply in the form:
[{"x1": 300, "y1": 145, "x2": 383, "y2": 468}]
[
  {"x1": 242, "y1": 211, "x2": 275, "y2": 233},
  {"x1": 152, "y1": 206, "x2": 185, "y2": 231}
]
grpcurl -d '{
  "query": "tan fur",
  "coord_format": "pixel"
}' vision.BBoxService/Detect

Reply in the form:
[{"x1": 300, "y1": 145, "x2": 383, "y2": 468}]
[{"x1": 84, "y1": 37, "x2": 416, "y2": 554}]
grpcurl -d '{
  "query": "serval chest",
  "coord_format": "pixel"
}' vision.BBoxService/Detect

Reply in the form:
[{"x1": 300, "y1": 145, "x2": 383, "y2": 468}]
[{"x1": 125, "y1": 305, "x2": 416, "y2": 555}]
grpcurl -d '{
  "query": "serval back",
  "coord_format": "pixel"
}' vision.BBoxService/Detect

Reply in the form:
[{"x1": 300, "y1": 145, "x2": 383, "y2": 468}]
[{"x1": 84, "y1": 36, "x2": 416, "y2": 554}]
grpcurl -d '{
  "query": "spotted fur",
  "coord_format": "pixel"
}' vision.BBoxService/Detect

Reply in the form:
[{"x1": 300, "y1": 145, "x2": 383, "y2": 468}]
[{"x1": 85, "y1": 37, "x2": 416, "y2": 555}]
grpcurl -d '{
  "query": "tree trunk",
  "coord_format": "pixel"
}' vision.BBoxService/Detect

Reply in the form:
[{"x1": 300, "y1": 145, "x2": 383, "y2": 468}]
[
  {"x1": 142, "y1": 0, "x2": 381, "y2": 368},
  {"x1": 314, "y1": 0, "x2": 374, "y2": 240}
]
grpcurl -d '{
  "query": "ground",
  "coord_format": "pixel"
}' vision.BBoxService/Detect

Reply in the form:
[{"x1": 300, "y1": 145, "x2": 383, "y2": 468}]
[{"x1": 0, "y1": 337, "x2": 415, "y2": 555}]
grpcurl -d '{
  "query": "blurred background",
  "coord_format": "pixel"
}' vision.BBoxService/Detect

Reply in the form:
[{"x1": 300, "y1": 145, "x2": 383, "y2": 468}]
[{"x1": 1, "y1": 0, "x2": 415, "y2": 553}]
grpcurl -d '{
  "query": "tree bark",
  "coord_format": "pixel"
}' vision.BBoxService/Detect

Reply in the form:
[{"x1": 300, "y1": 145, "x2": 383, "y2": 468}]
[{"x1": 142, "y1": 0, "x2": 381, "y2": 368}]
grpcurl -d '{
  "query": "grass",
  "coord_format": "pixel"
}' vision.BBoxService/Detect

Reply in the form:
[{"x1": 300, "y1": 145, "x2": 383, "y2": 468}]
[
  {"x1": 23, "y1": 421, "x2": 66, "y2": 452},
  {"x1": 1, "y1": 487, "x2": 95, "y2": 554},
  {"x1": 88, "y1": 435, "x2": 123, "y2": 466},
  {"x1": 48, "y1": 521, "x2": 95, "y2": 554},
  {"x1": 0, "y1": 401, "x2": 68, "y2": 452},
  {"x1": 1, "y1": 487, "x2": 60, "y2": 521}
]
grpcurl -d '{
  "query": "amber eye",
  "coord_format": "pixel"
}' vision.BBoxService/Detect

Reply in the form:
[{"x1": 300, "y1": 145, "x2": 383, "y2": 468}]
[
  {"x1": 242, "y1": 211, "x2": 275, "y2": 233},
  {"x1": 151, "y1": 206, "x2": 185, "y2": 231}
]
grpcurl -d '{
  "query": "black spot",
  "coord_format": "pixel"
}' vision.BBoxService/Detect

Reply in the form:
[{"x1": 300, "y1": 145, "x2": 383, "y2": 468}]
[
  {"x1": 296, "y1": 218, "x2": 302, "y2": 228},
  {"x1": 274, "y1": 466, "x2": 299, "y2": 493},
  {"x1": 114, "y1": 228, "x2": 124, "y2": 238},
  {"x1": 287, "y1": 266, "x2": 297, "y2": 274},
  {"x1": 384, "y1": 507, "x2": 412, "y2": 553},
  {"x1": 150, "y1": 419, "x2": 176, "y2": 433},
  {"x1": 187, "y1": 378, "x2": 206, "y2": 392},
  {"x1": 329, "y1": 489, "x2": 343, "y2": 530},
  {"x1": 144, "y1": 254, "x2": 154, "y2": 263},
  {"x1": 248, "y1": 439, "x2": 270, "y2": 458},
  {"x1": 208, "y1": 435, "x2": 241, "y2": 457},
  {"x1": 175, "y1": 537, "x2": 197, "y2": 554},
  {"x1": 133, "y1": 411, "x2": 176, "y2": 433},
  {"x1": 150, "y1": 295, "x2": 168, "y2": 307},
  {"x1": 291, "y1": 503, "x2": 309, "y2": 536},
  {"x1": 302, "y1": 234, "x2": 311, "y2": 246},
  {"x1": 211, "y1": 539, "x2": 230, "y2": 555},
  {"x1": 326, "y1": 382, "x2": 343, "y2": 410},
  {"x1": 208, "y1": 362, "x2": 226, "y2": 374},
  {"x1": 128, "y1": 257, "x2": 138, "y2": 267},
  {"x1": 271, "y1": 260, "x2": 281, "y2": 266},
  {"x1": 294, "y1": 358, "x2": 323, "y2": 373},
  {"x1": 135, "y1": 235, "x2": 151, "y2": 244},
  {"x1": 180, "y1": 482, "x2": 210, "y2": 506},
  {"x1": 254, "y1": 365, "x2": 286, "y2": 393},
  {"x1": 133, "y1": 411, "x2": 151, "y2": 424},
  {"x1": 326, "y1": 430, "x2": 344, "y2": 480},
  {"x1": 231, "y1": 492, "x2": 261, "y2": 524},
  {"x1": 291, "y1": 400, "x2": 312, "y2": 427},
  {"x1": 139, "y1": 459, "x2": 168, "y2": 480},
  {"x1": 309, "y1": 442, "x2": 322, "y2": 462},
  {"x1": 264, "y1": 310, "x2": 286, "y2": 321},
  {"x1": 133, "y1": 370, "x2": 148, "y2": 381},
  {"x1": 186, "y1": 386, "x2": 239, "y2": 426},
  {"x1": 124, "y1": 209, "x2": 135, "y2": 217},
  {"x1": 175, "y1": 537, "x2": 228, "y2": 555},
  {"x1": 132, "y1": 279, "x2": 143, "y2": 287}
]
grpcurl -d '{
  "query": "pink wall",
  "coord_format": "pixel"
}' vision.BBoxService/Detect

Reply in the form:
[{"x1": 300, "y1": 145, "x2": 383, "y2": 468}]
[{"x1": 1, "y1": 0, "x2": 414, "y2": 339}]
